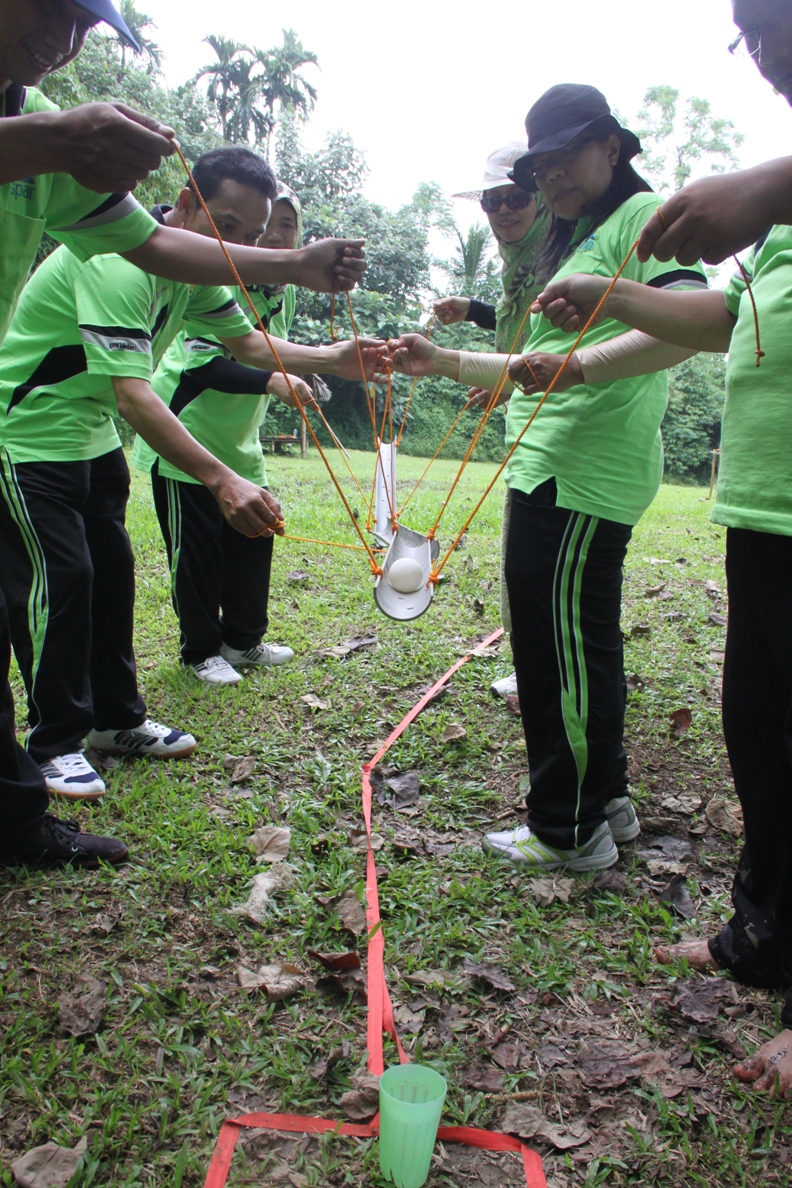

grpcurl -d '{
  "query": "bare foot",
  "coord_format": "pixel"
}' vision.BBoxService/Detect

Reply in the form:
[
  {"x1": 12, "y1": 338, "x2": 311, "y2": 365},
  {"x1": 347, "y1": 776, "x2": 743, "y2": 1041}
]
[
  {"x1": 735, "y1": 1030, "x2": 792, "y2": 1097},
  {"x1": 654, "y1": 938, "x2": 721, "y2": 972}
]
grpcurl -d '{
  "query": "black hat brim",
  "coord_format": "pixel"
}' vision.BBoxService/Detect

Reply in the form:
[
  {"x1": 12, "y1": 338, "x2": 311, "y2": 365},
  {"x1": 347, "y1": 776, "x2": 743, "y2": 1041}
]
[
  {"x1": 509, "y1": 118, "x2": 642, "y2": 192},
  {"x1": 76, "y1": 0, "x2": 140, "y2": 49}
]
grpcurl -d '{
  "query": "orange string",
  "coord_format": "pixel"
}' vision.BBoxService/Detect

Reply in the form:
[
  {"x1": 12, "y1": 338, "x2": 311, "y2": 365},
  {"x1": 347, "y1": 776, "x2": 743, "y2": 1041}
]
[
  {"x1": 396, "y1": 315, "x2": 436, "y2": 446},
  {"x1": 733, "y1": 257, "x2": 765, "y2": 368},
  {"x1": 173, "y1": 144, "x2": 381, "y2": 574},
  {"x1": 328, "y1": 292, "x2": 339, "y2": 342},
  {"x1": 429, "y1": 238, "x2": 641, "y2": 582},
  {"x1": 282, "y1": 532, "x2": 383, "y2": 553}
]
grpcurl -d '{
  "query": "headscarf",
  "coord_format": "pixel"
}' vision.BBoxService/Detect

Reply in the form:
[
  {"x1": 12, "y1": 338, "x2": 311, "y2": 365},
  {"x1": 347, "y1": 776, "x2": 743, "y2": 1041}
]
[
  {"x1": 455, "y1": 143, "x2": 548, "y2": 354},
  {"x1": 256, "y1": 183, "x2": 303, "y2": 299},
  {"x1": 493, "y1": 204, "x2": 549, "y2": 354}
]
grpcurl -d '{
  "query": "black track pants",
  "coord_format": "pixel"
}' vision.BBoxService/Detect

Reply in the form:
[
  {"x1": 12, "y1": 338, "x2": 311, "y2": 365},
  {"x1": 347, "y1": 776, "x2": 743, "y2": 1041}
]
[
  {"x1": 709, "y1": 528, "x2": 792, "y2": 1025},
  {"x1": 0, "y1": 448, "x2": 146, "y2": 762},
  {"x1": 0, "y1": 587, "x2": 49, "y2": 836},
  {"x1": 504, "y1": 482, "x2": 632, "y2": 850},
  {"x1": 150, "y1": 463, "x2": 273, "y2": 666}
]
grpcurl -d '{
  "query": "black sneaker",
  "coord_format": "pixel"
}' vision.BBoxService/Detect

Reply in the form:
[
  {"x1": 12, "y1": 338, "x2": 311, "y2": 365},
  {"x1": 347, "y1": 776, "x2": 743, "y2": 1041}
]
[{"x1": 0, "y1": 815, "x2": 129, "y2": 867}]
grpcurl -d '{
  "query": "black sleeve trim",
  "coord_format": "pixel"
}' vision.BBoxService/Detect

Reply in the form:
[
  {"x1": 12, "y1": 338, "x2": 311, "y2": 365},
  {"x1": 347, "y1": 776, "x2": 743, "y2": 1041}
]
[
  {"x1": 78, "y1": 323, "x2": 151, "y2": 340},
  {"x1": 646, "y1": 270, "x2": 707, "y2": 290},
  {"x1": 169, "y1": 357, "x2": 272, "y2": 418},
  {"x1": 465, "y1": 299, "x2": 497, "y2": 330}
]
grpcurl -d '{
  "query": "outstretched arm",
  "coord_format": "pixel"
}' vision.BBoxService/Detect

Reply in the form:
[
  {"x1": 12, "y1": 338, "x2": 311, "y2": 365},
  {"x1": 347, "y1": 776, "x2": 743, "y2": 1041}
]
[
  {"x1": 113, "y1": 376, "x2": 283, "y2": 537},
  {"x1": 123, "y1": 228, "x2": 366, "y2": 294},
  {"x1": 531, "y1": 274, "x2": 735, "y2": 352},
  {"x1": 637, "y1": 159, "x2": 792, "y2": 266},
  {"x1": 219, "y1": 331, "x2": 387, "y2": 381}
]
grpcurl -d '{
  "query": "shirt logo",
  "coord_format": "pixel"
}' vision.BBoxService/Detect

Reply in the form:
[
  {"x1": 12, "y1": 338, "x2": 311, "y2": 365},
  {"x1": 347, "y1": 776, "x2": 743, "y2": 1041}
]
[
  {"x1": 577, "y1": 235, "x2": 597, "y2": 253},
  {"x1": 9, "y1": 178, "x2": 35, "y2": 201},
  {"x1": 107, "y1": 340, "x2": 136, "y2": 351}
]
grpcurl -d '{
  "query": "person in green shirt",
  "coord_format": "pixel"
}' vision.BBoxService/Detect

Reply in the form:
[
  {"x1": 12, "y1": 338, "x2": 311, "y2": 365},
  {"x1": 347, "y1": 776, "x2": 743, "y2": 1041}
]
[
  {"x1": 130, "y1": 171, "x2": 307, "y2": 685},
  {"x1": 518, "y1": 0, "x2": 792, "y2": 1099},
  {"x1": 434, "y1": 142, "x2": 549, "y2": 702},
  {"x1": 0, "y1": 145, "x2": 383, "y2": 805},
  {"x1": 389, "y1": 84, "x2": 706, "y2": 875}
]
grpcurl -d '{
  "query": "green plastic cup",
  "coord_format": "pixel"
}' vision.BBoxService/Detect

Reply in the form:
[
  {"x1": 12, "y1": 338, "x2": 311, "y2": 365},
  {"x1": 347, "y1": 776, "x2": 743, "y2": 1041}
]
[{"x1": 378, "y1": 1064, "x2": 447, "y2": 1188}]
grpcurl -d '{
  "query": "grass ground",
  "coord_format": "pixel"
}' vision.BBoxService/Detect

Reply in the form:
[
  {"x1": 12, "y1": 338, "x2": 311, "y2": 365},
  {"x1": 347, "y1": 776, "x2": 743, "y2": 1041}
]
[{"x1": 1, "y1": 450, "x2": 790, "y2": 1188}]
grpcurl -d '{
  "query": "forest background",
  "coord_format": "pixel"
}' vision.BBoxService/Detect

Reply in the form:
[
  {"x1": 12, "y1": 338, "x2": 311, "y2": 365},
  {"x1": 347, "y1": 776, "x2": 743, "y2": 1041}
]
[{"x1": 40, "y1": 4, "x2": 745, "y2": 481}]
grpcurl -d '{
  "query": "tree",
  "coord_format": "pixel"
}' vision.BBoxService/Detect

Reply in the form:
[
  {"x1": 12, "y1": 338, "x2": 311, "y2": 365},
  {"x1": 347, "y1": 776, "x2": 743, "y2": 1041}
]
[
  {"x1": 117, "y1": 0, "x2": 162, "y2": 76},
  {"x1": 195, "y1": 28, "x2": 318, "y2": 152},
  {"x1": 632, "y1": 85, "x2": 744, "y2": 194},
  {"x1": 256, "y1": 29, "x2": 318, "y2": 159},
  {"x1": 194, "y1": 35, "x2": 248, "y2": 142},
  {"x1": 662, "y1": 354, "x2": 726, "y2": 480}
]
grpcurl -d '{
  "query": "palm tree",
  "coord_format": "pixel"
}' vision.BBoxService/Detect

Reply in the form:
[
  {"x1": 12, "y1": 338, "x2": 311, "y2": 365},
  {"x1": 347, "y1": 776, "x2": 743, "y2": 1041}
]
[
  {"x1": 453, "y1": 223, "x2": 493, "y2": 291},
  {"x1": 194, "y1": 35, "x2": 250, "y2": 142},
  {"x1": 117, "y1": 0, "x2": 162, "y2": 76},
  {"x1": 255, "y1": 29, "x2": 319, "y2": 157}
]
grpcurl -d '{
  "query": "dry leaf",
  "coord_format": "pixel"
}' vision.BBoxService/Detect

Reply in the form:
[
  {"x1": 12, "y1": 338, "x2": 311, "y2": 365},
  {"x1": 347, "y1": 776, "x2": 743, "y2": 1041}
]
[
  {"x1": 645, "y1": 582, "x2": 666, "y2": 596},
  {"x1": 393, "y1": 1004, "x2": 425, "y2": 1033},
  {"x1": 593, "y1": 869, "x2": 628, "y2": 893},
  {"x1": 706, "y1": 797, "x2": 743, "y2": 837},
  {"x1": 237, "y1": 960, "x2": 304, "y2": 1001},
  {"x1": 57, "y1": 976, "x2": 107, "y2": 1038},
  {"x1": 461, "y1": 1064, "x2": 505, "y2": 1092},
  {"x1": 659, "y1": 873, "x2": 696, "y2": 919},
  {"x1": 405, "y1": 968, "x2": 463, "y2": 990},
  {"x1": 704, "y1": 579, "x2": 721, "y2": 598},
  {"x1": 504, "y1": 693, "x2": 521, "y2": 716},
  {"x1": 12, "y1": 1138, "x2": 87, "y2": 1188},
  {"x1": 669, "y1": 707, "x2": 692, "y2": 738},
  {"x1": 660, "y1": 793, "x2": 702, "y2": 814},
  {"x1": 630, "y1": 622, "x2": 651, "y2": 637},
  {"x1": 340, "y1": 1070, "x2": 380, "y2": 1120},
  {"x1": 626, "y1": 673, "x2": 645, "y2": 692},
  {"x1": 501, "y1": 1104, "x2": 591, "y2": 1150},
  {"x1": 89, "y1": 911, "x2": 120, "y2": 935},
  {"x1": 321, "y1": 635, "x2": 378, "y2": 660},
  {"x1": 462, "y1": 958, "x2": 515, "y2": 993},
  {"x1": 336, "y1": 890, "x2": 367, "y2": 934},
  {"x1": 249, "y1": 825, "x2": 291, "y2": 862},
  {"x1": 579, "y1": 1042, "x2": 640, "y2": 1089},
  {"x1": 231, "y1": 865, "x2": 293, "y2": 923},
  {"x1": 287, "y1": 570, "x2": 309, "y2": 582},
  {"x1": 440, "y1": 723, "x2": 467, "y2": 743},
  {"x1": 669, "y1": 977, "x2": 738, "y2": 1023},
  {"x1": 709, "y1": 611, "x2": 727, "y2": 626},
  {"x1": 301, "y1": 694, "x2": 329, "y2": 711},
  {"x1": 231, "y1": 756, "x2": 256, "y2": 784},
  {"x1": 527, "y1": 876, "x2": 575, "y2": 907},
  {"x1": 376, "y1": 771, "x2": 420, "y2": 810},
  {"x1": 308, "y1": 950, "x2": 366, "y2": 998},
  {"x1": 348, "y1": 829, "x2": 384, "y2": 852}
]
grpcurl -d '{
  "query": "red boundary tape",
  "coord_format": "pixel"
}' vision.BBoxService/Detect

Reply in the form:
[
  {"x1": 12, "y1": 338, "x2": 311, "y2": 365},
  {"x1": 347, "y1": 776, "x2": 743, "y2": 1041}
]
[{"x1": 203, "y1": 627, "x2": 548, "y2": 1188}]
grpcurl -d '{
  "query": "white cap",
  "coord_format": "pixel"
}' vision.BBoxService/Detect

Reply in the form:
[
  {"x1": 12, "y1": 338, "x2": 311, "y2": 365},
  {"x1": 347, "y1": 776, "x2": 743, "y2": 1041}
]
[{"x1": 453, "y1": 142, "x2": 528, "y2": 200}]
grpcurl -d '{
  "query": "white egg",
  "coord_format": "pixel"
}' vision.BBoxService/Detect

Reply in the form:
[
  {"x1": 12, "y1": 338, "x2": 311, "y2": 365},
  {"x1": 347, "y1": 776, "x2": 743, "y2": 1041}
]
[{"x1": 387, "y1": 557, "x2": 424, "y2": 594}]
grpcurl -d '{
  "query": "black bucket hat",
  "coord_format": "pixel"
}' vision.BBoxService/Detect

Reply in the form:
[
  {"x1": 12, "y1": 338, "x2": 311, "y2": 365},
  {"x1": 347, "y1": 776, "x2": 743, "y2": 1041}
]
[
  {"x1": 510, "y1": 84, "x2": 641, "y2": 192},
  {"x1": 76, "y1": 0, "x2": 140, "y2": 48}
]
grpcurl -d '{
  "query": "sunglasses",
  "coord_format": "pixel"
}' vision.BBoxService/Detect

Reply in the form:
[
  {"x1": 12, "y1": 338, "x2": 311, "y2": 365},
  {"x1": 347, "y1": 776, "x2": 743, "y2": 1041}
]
[{"x1": 480, "y1": 189, "x2": 535, "y2": 214}]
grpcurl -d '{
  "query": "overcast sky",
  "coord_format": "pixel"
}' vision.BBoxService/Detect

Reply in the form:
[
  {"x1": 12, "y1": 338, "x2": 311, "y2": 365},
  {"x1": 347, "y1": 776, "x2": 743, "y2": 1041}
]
[{"x1": 145, "y1": 0, "x2": 789, "y2": 224}]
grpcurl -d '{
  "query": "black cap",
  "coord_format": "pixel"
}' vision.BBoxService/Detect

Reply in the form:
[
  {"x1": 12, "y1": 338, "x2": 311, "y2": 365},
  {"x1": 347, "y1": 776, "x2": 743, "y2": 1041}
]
[
  {"x1": 76, "y1": 0, "x2": 140, "y2": 49},
  {"x1": 510, "y1": 84, "x2": 641, "y2": 192}
]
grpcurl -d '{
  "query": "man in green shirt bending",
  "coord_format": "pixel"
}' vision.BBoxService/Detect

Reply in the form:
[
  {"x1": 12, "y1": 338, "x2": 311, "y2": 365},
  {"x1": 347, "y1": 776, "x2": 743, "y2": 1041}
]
[{"x1": 521, "y1": 0, "x2": 792, "y2": 1101}]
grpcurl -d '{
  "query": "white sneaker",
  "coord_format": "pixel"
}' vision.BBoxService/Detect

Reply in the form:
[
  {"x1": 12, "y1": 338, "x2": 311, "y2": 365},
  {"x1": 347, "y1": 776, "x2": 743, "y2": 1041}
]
[
  {"x1": 221, "y1": 642, "x2": 294, "y2": 667},
  {"x1": 491, "y1": 671, "x2": 518, "y2": 698},
  {"x1": 86, "y1": 719, "x2": 197, "y2": 757},
  {"x1": 191, "y1": 655, "x2": 242, "y2": 685},
  {"x1": 605, "y1": 796, "x2": 641, "y2": 843},
  {"x1": 482, "y1": 819, "x2": 618, "y2": 871},
  {"x1": 40, "y1": 752, "x2": 106, "y2": 801}
]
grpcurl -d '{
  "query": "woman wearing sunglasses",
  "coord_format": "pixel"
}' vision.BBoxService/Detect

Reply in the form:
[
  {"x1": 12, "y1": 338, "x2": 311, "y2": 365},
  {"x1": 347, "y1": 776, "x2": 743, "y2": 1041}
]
[
  {"x1": 435, "y1": 144, "x2": 549, "y2": 699},
  {"x1": 389, "y1": 83, "x2": 706, "y2": 874}
]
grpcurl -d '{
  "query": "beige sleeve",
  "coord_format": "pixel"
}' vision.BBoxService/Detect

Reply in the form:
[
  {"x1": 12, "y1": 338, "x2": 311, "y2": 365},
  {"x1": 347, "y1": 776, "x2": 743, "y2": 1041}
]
[
  {"x1": 457, "y1": 351, "x2": 515, "y2": 395},
  {"x1": 577, "y1": 331, "x2": 698, "y2": 384}
]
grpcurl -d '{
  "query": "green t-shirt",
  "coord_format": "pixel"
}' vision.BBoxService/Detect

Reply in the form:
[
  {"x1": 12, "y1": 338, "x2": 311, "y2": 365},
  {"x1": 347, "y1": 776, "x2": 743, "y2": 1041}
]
[
  {"x1": 131, "y1": 283, "x2": 296, "y2": 486},
  {"x1": 505, "y1": 192, "x2": 707, "y2": 526},
  {"x1": 713, "y1": 227, "x2": 792, "y2": 537},
  {"x1": 0, "y1": 86, "x2": 158, "y2": 346},
  {"x1": 0, "y1": 245, "x2": 251, "y2": 463}
]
